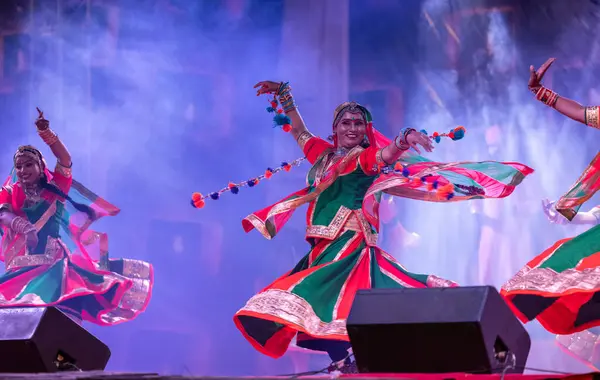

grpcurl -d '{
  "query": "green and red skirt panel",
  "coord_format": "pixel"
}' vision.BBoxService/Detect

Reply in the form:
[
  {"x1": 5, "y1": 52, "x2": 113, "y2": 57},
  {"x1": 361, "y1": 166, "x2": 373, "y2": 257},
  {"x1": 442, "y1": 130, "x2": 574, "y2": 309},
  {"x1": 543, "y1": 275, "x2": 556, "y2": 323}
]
[
  {"x1": 233, "y1": 230, "x2": 457, "y2": 358},
  {"x1": 501, "y1": 223, "x2": 600, "y2": 335}
]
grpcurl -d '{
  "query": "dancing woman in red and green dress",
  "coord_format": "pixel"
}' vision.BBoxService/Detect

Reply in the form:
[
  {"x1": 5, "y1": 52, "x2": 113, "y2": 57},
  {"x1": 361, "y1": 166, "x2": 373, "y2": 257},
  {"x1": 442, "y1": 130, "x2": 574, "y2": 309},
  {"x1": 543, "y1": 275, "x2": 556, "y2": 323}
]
[
  {"x1": 233, "y1": 80, "x2": 533, "y2": 371},
  {"x1": 0, "y1": 109, "x2": 153, "y2": 325},
  {"x1": 502, "y1": 58, "x2": 600, "y2": 339}
]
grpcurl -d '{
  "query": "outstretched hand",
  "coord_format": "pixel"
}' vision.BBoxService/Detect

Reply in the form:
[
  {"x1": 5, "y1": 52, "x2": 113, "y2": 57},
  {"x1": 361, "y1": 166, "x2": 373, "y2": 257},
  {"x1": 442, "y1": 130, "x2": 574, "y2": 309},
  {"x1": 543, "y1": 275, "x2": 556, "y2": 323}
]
[
  {"x1": 541, "y1": 198, "x2": 568, "y2": 225},
  {"x1": 34, "y1": 107, "x2": 49, "y2": 130},
  {"x1": 528, "y1": 58, "x2": 555, "y2": 93},
  {"x1": 254, "y1": 81, "x2": 281, "y2": 96},
  {"x1": 405, "y1": 130, "x2": 434, "y2": 154}
]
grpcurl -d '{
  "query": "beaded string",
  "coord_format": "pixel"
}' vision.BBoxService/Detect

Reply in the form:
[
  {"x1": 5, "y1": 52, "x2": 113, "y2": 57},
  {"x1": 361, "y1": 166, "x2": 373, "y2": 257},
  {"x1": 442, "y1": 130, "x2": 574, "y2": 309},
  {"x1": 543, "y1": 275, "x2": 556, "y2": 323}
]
[{"x1": 191, "y1": 158, "x2": 306, "y2": 208}]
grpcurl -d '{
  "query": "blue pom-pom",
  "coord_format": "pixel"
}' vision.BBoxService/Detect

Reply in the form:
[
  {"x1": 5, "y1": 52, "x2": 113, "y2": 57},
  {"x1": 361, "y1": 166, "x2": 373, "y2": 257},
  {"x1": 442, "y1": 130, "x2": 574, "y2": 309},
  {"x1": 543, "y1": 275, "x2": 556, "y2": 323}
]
[
  {"x1": 267, "y1": 167, "x2": 274, "y2": 172},
  {"x1": 266, "y1": 106, "x2": 276, "y2": 113},
  {"x1": 420, "y1": 176, "x2": 428, "y2": 182},
  {"x1": 230, "y1": 186, "x2": 239, "y2": 194},
  {"x1": 432, "y1": 180, "x2": 439, "y2": 189},
  {"x1": 420, "y1": 129, "x2": 428, "y2": 135},
  {"x1": 451, "y1": 128, "x2": 465, "y2": 141},
  {"x1": 446, "y1": 193, "x2": 455, "y2": 200},
  {"x1": 402, "y1": 168, "x2": 410, "y2": 177},
  {"x1": 247, "y1": 179, "x2": 256, "y2": 187},
  {"x1": 273, "y1": 114, "x2": 292, "y2": 126},
  {"x1": 190, "y1": 199, "x2": 197, "y2": 208},
  {"x1": 210, "y1": 192, "x2": 220, "y2": 200},
  {"x1": 434, "y1": 136, "x2": 441, "y2": 143}
]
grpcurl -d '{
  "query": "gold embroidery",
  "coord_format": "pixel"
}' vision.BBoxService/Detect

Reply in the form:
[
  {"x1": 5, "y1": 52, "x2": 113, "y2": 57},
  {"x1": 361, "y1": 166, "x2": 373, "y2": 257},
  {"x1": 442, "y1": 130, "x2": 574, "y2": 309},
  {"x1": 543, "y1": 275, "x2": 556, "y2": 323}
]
[
  {"x1": 556, "y1": 330, "x2": 599, "y2": 363},
  {"x1": 502, "y1": 266, "x2": 600, "y2": 294},
  {"x1": 237, "y1": 289, "x2": 348, "y2": 337},
  {"x1": 426, "y1": 275, "x2": 458, "y2": 287},
  {"x1": 586, "y1": 106, "x2": 600, "y2": 129},
  {"x1": 306, "y1": 206, "x2": 353, "y2": 240},
  {"x1": 296, "y1": 131, "x2": 314, "y2": 151},
  {"x1": 55, "y1": 162, "x2": 72, "y2": 178},
  {"x1": 354, "y1": 209, "x2": 378, "y2": 246},
  {"x1": 6, "y1": 236, "x2": 65, "y2": 270}
]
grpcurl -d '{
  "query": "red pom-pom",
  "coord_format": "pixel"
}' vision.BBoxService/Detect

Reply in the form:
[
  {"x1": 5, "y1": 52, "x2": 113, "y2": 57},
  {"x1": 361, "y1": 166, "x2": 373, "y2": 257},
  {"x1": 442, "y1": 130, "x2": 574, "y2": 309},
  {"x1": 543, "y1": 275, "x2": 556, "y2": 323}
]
[
  {"x1": 193, "y1": 199, "x2": 205, "y2": 208},
  {"x1": 228, "y1": 182, "x2": 236, "y2": 189},
  {"x1": 265, "y1": 169, "x2": 273, "y2": 179},
  {"x1": 283, "y1": 164, "x2": 292, "y2": 172},
  {"x1": 394, "y1": 162, "x2": 403, "y2": 171},
  {"x1": 192, "y1": 192, "x2": 203, "y2": 201},
  {"x1": 282, "y1": 124, "x2": 292, "y2": 132},
  {"x1": 448, "y1": 132, "x2": 455, "y2": 139},
  {"x1": 277, "y1": 109, "x2": 284, "y2": 114},
  {"x1": 433, "y1": 132, "x2": 439, "y2": 138},
  {"x1": 271, "y1": 101, "x2": 277, "y2": 108}
]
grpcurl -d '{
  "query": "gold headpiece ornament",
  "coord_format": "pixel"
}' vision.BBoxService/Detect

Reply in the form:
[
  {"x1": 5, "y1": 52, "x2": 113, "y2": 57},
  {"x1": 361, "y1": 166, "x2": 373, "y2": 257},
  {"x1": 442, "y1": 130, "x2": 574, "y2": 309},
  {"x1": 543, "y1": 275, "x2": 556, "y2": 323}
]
[{"x1": 13, "y1": 145, "x2": 44, "y2": 169}]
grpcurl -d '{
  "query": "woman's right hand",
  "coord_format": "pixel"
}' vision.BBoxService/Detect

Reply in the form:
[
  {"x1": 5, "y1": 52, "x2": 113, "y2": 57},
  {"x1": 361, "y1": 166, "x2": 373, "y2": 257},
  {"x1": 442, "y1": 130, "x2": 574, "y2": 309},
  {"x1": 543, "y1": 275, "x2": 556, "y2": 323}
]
[
  {"x1": 542, "y1": 198, "x2": 568, "y2": 225},
  {"x1": 254, "y1": 81, "x2": 281, "y2": 96},
  {"x1": 25, "y1": 231, "x2": 39, "y2": 250},
  {"x1": 528, "y1": 58, "x2": 555, "y2": 93}
]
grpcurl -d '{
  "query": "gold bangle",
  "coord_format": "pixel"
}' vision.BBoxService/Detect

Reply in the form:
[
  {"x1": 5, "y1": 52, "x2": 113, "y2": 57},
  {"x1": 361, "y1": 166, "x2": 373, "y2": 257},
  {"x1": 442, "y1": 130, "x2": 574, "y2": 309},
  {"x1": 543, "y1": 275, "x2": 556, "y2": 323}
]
[
  {"x1": 585, "y1": 106, "x2": 600, "y2": 129},
  {"x1": 296, "y1": 131, "x2": 314, "y2": 151},
  {"x1": 38, "y1": 128, "x2": 59, "y2": 146}
]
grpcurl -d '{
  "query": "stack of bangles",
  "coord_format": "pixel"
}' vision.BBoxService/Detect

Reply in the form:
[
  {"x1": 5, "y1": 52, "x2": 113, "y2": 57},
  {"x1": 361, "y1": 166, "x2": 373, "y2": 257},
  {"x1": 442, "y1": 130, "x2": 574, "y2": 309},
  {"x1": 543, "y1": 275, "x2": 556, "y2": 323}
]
[
  {"x1": 277, "y1": 82, "x2": 296, "y2": 113},
  {"x1": 534, "y1": 86, "x2": 559, "y2": 108},
  {"x1": 38, "y1": 127, "x2": 59, "y2": 146},
  {"x1": 11, "y1": 216, "x2": 36, "y2": 235}
]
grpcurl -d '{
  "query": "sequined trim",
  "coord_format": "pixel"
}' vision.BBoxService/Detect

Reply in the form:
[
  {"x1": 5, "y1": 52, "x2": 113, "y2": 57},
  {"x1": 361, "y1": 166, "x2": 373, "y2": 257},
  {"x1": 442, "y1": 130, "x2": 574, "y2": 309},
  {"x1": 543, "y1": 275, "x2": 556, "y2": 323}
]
[
  {"x1": 426, "y1": 274, "x2": 458, "y2": 287},
  {"x1": 354, "y1": 209, "x2": 378, "y2": 246},
  {"x1": 55, "y1": 162, "x2": 72, "y2": 178},
  {"x1": 556, "y1": 330, "x2": 599, "y2": 363},
  {"x1": 237, "y1": 289, "x2": 348, "y2": 337},
  {"x1": 100, "y1": 258, "x2": 153, "y2": 324},
  {"x1": 6, "y1": 236, "x2": 65, "y2": 270},
  {"x1": 502, "y1": 266, "x2": 600, "y2": 294},
  {"x1": 297, "y1": 131, "x2": 315, "y2": 152},
  {"x1": 586, "y1": 106, "x2": 600, "y2": 129},
  {"x1": 333, "y1": 248, "x2": 368, "y2": 319},
  {"x1": 306, "y1": 206, "x2": 353, "y2": 240}
]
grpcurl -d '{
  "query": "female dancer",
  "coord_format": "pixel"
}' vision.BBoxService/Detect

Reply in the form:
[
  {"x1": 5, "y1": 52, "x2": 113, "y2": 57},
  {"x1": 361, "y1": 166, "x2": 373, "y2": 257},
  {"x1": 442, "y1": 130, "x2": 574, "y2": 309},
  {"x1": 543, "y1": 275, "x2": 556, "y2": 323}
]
[
  {"x1": 233, "y1": 81, "x2": 533, "y2": 372},
  {"x1": 502, "y1": 58, "x2": 600, "y2": 337},
  {"x1": 0, "y1": 109, "x2": 153, "y2": 325},
  {"x1": 541, "y1": 199, "x2": 600, "y2": 369}
]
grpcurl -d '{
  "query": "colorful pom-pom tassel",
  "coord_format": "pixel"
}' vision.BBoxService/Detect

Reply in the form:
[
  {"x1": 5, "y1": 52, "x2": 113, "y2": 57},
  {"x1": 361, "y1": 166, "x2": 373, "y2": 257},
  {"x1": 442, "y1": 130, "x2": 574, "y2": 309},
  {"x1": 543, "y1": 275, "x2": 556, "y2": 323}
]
[
  {"x1": 265, "y1": 168, "x2": 274, "y2": 179},
  {"x1": 228, "y1": 183, "x2": 239, "y2": 194},
  {"x1": 273, "y1": 113, "x2": 292, "y2": 126},
  {"x1": 282, "y1": 124, "x2": 292, "y2": 132},
  {"x1": 394, "y1": 162, "x2": 403, "y2": 172},
  {"x1": 210, "y1": 192, "x2": 220, "y2": 200},
  {"x1": 451, "y1": 126, "x2": 465, "y2": 140}
]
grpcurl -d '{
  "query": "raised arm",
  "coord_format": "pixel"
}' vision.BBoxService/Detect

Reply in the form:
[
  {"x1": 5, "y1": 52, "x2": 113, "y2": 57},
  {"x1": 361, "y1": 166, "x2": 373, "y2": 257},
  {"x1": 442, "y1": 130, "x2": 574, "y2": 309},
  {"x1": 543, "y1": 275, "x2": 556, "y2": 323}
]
[
  {"x1": 529, "y1": 58, "x2": 598, "y2": 129},
  {"x1": 255, "y1": 81, "x2": 314, "y2": 150},
  {"x1": 35, "y1": 108, "x2": 72, "y2": 168}
]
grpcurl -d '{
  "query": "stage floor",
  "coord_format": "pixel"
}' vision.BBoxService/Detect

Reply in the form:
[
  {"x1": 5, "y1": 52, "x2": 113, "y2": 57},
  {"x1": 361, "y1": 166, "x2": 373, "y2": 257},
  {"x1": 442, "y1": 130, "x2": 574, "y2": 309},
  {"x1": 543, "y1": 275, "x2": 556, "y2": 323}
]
[{"x1": 0, "y1": 373, "x2": 596, "y2": 380}]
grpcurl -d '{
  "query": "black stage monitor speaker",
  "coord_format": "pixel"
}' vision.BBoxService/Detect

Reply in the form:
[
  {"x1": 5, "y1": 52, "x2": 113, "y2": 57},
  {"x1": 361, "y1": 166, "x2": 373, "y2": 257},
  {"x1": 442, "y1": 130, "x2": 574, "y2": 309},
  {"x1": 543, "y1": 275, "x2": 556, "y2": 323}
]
[
  {"x1": 0, "y1": 307, "x2": 111, "y2": 372},
  {"x1": 347, "y1": 286, "x2": 531, "y2": 374}
]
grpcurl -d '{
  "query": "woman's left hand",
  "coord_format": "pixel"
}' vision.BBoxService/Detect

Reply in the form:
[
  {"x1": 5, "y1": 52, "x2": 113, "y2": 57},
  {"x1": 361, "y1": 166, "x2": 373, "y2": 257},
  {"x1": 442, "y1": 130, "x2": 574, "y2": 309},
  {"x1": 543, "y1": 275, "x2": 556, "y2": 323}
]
[
  {"x1": 405, "y1": 130, "x2": 434, "y2": 154},
  {"x1": 34, "y1": 107, "x2": 49, "y2": 131}
]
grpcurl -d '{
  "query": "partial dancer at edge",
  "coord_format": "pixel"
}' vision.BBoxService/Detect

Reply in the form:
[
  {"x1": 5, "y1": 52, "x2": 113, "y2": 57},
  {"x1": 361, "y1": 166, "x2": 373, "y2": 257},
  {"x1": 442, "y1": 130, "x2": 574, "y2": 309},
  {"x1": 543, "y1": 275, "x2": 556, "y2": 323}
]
[
  {"x1": 502, "y1": 58, "x2": 600, "y2": 344},
  {"x1": 234, "y1": 81, "x2": 533, "y2": 372},
  {"x1": 0, "y1": 109, "x2": 153, "y2": 325}
]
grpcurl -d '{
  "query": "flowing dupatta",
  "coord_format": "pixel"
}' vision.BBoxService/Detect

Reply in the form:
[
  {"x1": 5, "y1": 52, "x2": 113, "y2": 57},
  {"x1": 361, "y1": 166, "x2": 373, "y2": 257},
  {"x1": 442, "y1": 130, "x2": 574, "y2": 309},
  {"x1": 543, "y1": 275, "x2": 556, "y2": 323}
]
[
  {"x1": 243, "y1": 126, "x2": 533, "y2": 239},
  {"x1": 554, "y1": 151, "x2": 600, "y2": 221},
  {"x1": 0, "y1": 165, "x2": 120, "y2": 270}
]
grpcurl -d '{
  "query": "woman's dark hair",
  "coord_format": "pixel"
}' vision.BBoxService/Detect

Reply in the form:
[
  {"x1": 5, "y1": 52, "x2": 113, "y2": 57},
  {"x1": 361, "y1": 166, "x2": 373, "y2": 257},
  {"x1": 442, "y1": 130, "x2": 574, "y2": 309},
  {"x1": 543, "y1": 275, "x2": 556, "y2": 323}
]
[{"x1": 39, "y1": 176, "x2": 96, "y2": 220}]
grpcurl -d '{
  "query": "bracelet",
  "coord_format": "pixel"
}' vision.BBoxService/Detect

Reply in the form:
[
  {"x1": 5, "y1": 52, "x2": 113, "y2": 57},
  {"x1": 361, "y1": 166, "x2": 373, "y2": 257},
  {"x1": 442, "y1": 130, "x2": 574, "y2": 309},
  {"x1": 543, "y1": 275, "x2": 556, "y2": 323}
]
[
  {"x1": 38, "y1": 128, "x2": 59, "y2": 146},
  {"x1": 535, "y1": 87, "x2": 559, "y2": 108},
  {"x1": 10, "y1": 216, "x2": 36, "y2": 235},
  {"x1": 394, "y1": 135, "x2": 410, "y2": 151},
  {"x1": 585, "y1": 106, "x2": 600, "y2": 129}
]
